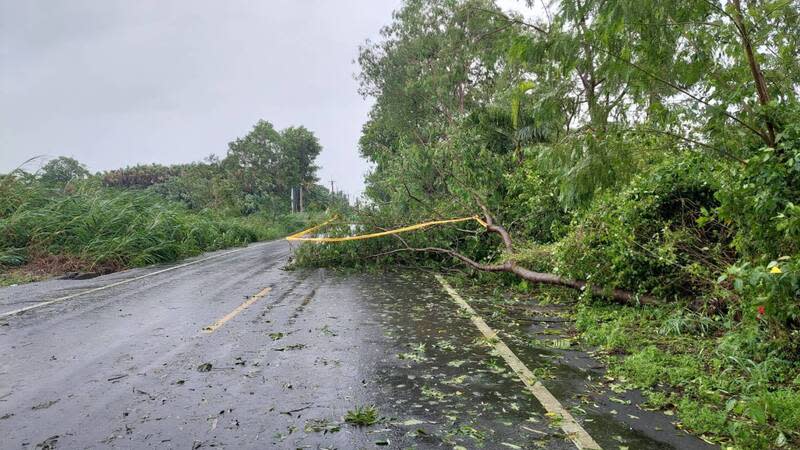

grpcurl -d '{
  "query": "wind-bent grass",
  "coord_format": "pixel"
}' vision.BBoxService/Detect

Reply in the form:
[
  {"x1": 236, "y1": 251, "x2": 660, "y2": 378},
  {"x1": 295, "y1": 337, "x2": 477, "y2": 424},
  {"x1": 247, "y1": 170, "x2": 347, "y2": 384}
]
[{"x1": 0, "y1": 178, "x2": 292, "y2": 279}]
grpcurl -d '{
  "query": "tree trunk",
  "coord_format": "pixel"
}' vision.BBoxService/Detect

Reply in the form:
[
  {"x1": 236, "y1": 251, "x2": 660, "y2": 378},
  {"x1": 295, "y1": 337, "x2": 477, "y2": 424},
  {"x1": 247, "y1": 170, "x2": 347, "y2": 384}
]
[
  {"x1": 299, "y1": 185, "x2": 304, "y2": 213},
  {"x1": 731, "y1": 0, "x2": 776, "y2": 147}
]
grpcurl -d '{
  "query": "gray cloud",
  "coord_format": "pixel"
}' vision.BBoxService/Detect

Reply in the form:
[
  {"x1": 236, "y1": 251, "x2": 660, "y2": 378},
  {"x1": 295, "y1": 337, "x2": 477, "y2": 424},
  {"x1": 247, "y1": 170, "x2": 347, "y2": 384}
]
[{"x1": 1, "y1": 0, "x2": 402, "y2": 199}]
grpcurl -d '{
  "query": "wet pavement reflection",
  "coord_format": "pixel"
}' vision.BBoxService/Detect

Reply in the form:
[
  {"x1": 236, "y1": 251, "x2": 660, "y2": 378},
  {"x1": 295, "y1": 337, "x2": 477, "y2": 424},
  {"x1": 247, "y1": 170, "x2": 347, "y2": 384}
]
[{"x1": 0, "y1": 246, "x2": 716, "y2": 449}]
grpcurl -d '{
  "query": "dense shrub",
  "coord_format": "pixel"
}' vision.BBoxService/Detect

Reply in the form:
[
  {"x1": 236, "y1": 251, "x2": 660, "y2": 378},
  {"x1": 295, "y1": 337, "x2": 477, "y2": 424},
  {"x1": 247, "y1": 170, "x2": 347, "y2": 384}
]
[
  {"x1": 554, "y1": 153, "x2": 735, "y2": 300},
  {"x1": 717, "y1": 114, "x2": 800, "y2": 260},
  {"x1": 101, "y1": 164, "x2": 178, "y2": 188},
  {"x1": 504, "y1": 152, "x2": 571, "y2": 243}
]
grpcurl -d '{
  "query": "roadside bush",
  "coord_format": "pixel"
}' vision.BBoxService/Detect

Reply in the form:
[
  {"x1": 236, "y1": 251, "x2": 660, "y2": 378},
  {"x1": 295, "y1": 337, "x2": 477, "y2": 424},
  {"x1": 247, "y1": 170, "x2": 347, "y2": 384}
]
[
  {"x1": 717, "y1": 114, "x2": 800, "y2": 260},
  {"x1": 554, "y1": 152, "x2": 734, "y2": 300},
  {"x1": 101, "y1": 164, "x2": 178, "y2": 188},
  {"x1": 716, "y1": 116, "x2": 800, "y2": 346}
]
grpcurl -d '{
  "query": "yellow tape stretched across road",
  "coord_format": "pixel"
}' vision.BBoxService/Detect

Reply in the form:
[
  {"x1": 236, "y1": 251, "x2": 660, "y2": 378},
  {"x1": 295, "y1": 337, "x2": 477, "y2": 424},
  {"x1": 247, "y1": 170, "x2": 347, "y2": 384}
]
[
  {"x1": 285, "y1": 215, "x2": 487, "y2": 243},
  {"x1": 285, "y1": 215, "x2": 340, "y2": 240}
]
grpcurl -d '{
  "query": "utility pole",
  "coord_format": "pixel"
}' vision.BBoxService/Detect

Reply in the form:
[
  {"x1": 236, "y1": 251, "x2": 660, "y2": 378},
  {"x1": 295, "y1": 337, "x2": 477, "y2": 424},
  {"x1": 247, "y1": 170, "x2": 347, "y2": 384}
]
[
  {"x1": 299, "y1": 184, "x2": 303, "y2": 213},
  {"x1": 330, "y1": 179, "x2": 335, "y2": 207}
]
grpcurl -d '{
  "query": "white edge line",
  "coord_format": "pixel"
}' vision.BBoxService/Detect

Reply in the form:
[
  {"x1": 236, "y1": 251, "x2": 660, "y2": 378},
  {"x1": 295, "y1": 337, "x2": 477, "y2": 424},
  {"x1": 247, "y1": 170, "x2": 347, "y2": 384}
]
[
  {"x1": 435, "y1": 275, "x2": 602, "y2": 450},
  {"x1": 0, "y1": 242, "x2": 270, "y2": 319}
]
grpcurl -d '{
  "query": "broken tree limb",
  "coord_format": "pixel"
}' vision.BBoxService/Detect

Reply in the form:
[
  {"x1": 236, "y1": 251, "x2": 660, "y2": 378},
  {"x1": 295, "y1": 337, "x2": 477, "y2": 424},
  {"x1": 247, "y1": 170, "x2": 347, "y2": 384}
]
[
  {"x1": 477, "y1": 206, "x2": 656, "y2": 304},
  {"x1": 346, "y1": 180, "x2": 656, "y2": 305},
  {"x1": 369, "y1": 195, "x2": 657, "y2": 305},
  {"x1": 400, "y1": 246, "x2": 657, "y2": 305}
]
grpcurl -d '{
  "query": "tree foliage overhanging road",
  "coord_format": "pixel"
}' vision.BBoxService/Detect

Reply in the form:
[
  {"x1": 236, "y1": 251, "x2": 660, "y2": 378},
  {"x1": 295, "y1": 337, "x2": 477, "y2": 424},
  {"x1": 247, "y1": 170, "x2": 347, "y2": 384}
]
[{"x1": 294, "y1": 0, "x2": 800, "y2": 447}]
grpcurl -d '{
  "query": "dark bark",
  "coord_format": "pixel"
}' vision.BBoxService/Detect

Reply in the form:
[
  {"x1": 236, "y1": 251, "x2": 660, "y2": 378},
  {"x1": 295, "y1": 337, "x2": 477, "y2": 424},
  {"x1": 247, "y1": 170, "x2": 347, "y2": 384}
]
[{"x1": 730, "y1": 0, "x2": 776, "y2": 148}]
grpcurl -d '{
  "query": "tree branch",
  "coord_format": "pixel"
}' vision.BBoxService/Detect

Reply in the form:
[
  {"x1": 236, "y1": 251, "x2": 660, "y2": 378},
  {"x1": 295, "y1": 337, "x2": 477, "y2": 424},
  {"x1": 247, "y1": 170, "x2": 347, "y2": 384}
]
[{"x1": 471, "y1": 6, "x2": 770, "y2": 145}]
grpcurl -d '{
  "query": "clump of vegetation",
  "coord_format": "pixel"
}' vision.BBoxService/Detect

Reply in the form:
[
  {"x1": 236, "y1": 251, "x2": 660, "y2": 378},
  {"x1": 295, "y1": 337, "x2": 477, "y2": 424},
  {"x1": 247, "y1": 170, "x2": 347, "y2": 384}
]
[
  {"x1": 574, "y1": 302, "x2": 800, "y2": 447},
  {"x1": 554, "y1": 152, "x2": 734, "y2": 300},
  {"x1": 1, "y1": 119, "x2": 343, "y2": 283},
  {"x1": 1, "y1": 179, "x2": 265, "y2": 272},
  {"x1": 344, "y1": 405, "x2": 379, "y2": 426}
]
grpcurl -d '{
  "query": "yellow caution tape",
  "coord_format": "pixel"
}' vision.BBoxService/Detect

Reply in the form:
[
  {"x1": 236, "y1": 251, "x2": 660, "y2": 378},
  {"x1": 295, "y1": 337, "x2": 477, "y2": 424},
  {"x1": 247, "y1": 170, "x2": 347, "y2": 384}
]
[
  {"x1": 285, "y1": 215, "x2": 340, "y2": 240},
  {"x1": 286, "y1": 215, "x2": 488, "y2": 242}
]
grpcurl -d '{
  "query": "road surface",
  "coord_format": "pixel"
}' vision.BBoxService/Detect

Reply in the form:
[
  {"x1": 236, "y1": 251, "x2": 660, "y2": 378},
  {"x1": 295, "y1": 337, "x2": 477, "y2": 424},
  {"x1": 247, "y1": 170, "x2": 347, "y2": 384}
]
[{"x1": 0, "y1": 240, "x2": 715, "y2": 449}]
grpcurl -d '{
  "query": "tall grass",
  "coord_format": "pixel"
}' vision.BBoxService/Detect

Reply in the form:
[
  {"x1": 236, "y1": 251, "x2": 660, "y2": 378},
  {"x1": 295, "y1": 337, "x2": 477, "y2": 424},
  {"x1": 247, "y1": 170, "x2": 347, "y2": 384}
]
[{"x1": 0, "y1": 177, "x2": 288, "y2": 272}]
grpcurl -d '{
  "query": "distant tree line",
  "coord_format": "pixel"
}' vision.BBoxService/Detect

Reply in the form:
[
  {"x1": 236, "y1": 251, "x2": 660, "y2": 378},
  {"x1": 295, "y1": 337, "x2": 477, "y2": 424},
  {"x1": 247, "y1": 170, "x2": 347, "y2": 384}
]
[{"x1": 29, "y1": 119, "x2": 341, "y2": 216}]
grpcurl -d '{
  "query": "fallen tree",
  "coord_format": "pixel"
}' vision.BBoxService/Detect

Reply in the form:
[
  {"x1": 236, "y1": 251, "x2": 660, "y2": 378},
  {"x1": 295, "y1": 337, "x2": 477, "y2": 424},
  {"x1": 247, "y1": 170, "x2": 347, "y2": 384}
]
[{"x1": 379, "y1": 202, "x2": 657, "y2": 306}]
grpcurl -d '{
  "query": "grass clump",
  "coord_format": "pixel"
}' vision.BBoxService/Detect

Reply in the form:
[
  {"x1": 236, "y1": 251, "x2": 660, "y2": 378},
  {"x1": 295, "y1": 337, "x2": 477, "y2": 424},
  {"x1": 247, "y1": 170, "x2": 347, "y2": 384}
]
[
  {"x1": 344, "y1": 405, "x2": 379, "y2": 426},
  {"x1": 0, "y1": 182, "x2": 265, "y2": 270}
]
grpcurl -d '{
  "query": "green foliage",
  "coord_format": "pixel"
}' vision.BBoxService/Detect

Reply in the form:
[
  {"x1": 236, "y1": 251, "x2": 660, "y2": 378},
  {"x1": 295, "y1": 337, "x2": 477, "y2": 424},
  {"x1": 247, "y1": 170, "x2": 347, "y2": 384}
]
[
  {"x1": 718, "y1": 113, "x2": 800, "y2": 259},
  {"x1": 712, "y1": 113, "x2": 800, "y2": 345},
  {"x1": 224, "y1": 120, "x2": 284, "y2": 195},
  {"x1": 357, "y1": 0, "x2": 517, "y2": 163},
  {"x1": 574, "y1": 302, "x2": 800, "y2": 447},
  {"x1": 39, "y1": 156, "x2": 90, "y2": 185},
  {"x1": 723, "y1": 259, "x2": 800, "y2": 352},
  {"x1": 1, "y1": 134, "x2": 325, "y2": 278},
  {"x1": 555, "y1": 152, "x2": 734, "y2": 299},
  {"x1": 151, "y1": 159, "x2": 240, "y2": 212},
  {"x1": 0, "y1": 178, "x2": 278, "y2": 271},
  {"x1": 676, "y1": 398, "x2": 728, "y2": 436},
  {"x1": 223, "y1": 120, "x2": 324, "y2": 214},
  {"x1": 504, "y1": 153, "x2": 570, "y2": 243},
  {"x1": 280, "y1": 126, "x2": 322, "y2": 188},
  {"x1": 616, "y1": 345, "x2": 703, "y2": 388},
  {"x1": 102, "y1": 163, "x2": 177, "y2": 189},
  {"x1": 343, "y1": 405, "x2": 379, "y2": 426},
  {"x1": 746, "y1": 389, "x2": 800, "y2": 436}
]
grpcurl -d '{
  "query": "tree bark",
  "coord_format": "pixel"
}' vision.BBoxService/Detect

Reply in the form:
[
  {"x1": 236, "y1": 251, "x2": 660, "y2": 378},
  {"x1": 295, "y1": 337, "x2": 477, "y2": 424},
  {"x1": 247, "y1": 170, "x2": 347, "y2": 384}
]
[
  {"x1": 299, "y1": 185, "x2": 304, "y2": 213},
  {"x1": 730, "y1": 0, "x2": 776, "y2": 147}
]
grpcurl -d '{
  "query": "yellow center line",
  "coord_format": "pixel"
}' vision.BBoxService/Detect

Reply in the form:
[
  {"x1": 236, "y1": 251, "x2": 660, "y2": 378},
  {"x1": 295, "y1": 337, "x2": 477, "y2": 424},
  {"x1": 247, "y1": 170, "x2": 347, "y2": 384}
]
[
  {"x1": 202, "y1": 287, "x2": 271, "y2": 333},
  {"x1": 435, "y1": 275, "x2": 602, "y2": 450}
]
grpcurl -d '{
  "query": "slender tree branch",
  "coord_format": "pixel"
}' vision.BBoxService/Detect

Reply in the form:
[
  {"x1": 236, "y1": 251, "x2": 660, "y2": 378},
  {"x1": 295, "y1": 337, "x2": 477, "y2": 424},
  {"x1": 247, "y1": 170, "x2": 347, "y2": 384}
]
[
  {"x1": 471, "y1": 6, "x2": 770, "y2": 144},
  {"x1": 633, "y1": 127, "x2": 747, "y2": 164}
]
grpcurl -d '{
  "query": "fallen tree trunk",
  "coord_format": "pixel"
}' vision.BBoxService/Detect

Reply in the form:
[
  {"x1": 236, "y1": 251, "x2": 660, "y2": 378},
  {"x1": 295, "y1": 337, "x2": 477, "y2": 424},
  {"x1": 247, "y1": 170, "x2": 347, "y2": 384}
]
[{"x1": 407, "y1": 246, "x2": 657, "y2": 305}]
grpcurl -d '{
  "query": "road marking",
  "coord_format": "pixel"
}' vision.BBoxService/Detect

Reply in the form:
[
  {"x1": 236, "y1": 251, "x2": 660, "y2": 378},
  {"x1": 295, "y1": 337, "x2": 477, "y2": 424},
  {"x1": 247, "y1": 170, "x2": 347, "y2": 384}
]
[
  {"x1": 202, "y1": 287, "x2": 271, "y2": 333},
  {"x1": 0, "y1": 243, "x2": 270, "y2": 319},
  {"x1": 435, "y1": 275, "x2": 602, "y2": 450}
]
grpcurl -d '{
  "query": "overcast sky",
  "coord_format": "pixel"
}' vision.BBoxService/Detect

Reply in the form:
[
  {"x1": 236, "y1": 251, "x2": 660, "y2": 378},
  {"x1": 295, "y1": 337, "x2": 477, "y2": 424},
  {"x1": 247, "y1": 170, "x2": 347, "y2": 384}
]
[{"x1": 1, "y1": 1, "x2": 531, "y2": 199}]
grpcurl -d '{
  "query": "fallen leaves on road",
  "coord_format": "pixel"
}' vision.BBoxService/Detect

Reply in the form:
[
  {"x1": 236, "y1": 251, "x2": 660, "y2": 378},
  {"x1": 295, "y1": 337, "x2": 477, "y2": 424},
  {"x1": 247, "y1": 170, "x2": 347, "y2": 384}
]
[{"x1": 31, "y1": 399, "x2": 60, "y2": 410}]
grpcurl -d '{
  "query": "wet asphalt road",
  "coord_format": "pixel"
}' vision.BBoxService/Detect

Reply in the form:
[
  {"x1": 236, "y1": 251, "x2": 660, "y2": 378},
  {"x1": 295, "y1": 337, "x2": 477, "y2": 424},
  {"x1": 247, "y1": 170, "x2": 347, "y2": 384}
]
[{"x1": 0, "y1": 241, "x2": 717, "y2": 449}]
